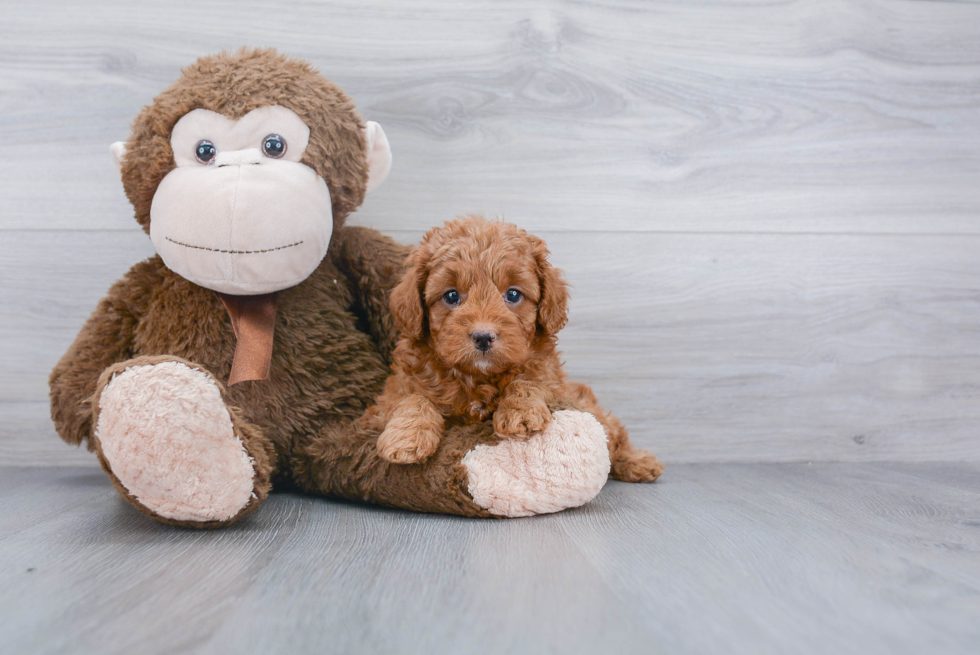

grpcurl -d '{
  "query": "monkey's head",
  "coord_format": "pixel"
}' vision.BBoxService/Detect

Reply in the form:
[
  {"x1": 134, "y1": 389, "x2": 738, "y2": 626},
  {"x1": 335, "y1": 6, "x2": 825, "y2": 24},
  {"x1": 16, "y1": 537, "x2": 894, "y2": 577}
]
[{"x1": 113, "y1": 48, "x2": 392, "y2": 295}]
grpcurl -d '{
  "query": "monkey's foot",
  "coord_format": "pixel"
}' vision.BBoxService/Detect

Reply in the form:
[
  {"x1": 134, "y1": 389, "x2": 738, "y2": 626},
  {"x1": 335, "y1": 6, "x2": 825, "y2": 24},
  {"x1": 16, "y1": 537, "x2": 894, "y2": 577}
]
[
  {"x1": 462, "y1": 410, "x2": 610, "y2": 517},
  {"x1": 94, "y1": 360, "x2": 257, "y2": 524}
]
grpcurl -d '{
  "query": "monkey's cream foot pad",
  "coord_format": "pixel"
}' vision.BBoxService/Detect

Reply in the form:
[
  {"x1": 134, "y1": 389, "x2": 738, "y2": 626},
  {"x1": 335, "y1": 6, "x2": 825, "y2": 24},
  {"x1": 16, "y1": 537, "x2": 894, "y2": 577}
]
[
  {"x1": 95, "y1": 361, "x2": 255, "y2": 522},
  {"x1": 462, "y1": 409, "x2": 611, "y2": 517}
]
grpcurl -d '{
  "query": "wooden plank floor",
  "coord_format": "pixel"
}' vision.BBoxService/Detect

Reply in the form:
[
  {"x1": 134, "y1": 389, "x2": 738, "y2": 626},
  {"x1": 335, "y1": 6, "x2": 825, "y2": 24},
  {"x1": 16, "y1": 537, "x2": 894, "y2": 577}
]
[{"x1": 2, "y1": 463, "x2": 978, "y2": 655}]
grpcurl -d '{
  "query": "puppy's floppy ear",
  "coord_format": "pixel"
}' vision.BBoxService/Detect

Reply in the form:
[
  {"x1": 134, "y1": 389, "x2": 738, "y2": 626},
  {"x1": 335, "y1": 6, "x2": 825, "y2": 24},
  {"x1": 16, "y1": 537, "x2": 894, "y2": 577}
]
[
  {"x1": 530, "y1": 235, "x2": 569, "y2": 335},
  {"x1": 390, "y1": 246, "x2": 429, "y2": 340}
]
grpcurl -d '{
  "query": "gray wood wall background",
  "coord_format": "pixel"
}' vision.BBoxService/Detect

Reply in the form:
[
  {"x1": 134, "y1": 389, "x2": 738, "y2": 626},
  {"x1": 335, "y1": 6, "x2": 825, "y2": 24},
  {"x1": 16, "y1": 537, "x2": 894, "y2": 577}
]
[{"x1": 2, "y1": 0, "x2": 979, "y2": 467}]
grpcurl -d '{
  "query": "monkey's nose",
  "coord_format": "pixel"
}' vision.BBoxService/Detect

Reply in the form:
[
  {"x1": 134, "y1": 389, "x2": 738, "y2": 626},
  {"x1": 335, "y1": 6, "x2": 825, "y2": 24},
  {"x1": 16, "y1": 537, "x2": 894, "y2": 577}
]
[
  {"x1": 472, "y1": 331, "x2": 495, "y2": 353},
  {"x1": 215, "y1": 148, "x2": 263, "y2": 167}
]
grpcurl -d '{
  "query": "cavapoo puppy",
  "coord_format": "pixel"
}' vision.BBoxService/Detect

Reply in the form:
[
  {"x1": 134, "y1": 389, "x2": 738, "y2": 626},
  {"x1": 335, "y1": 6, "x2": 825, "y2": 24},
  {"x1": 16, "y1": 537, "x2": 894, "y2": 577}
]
[{"x1": 361, "y1": 215, "x2": 663, "y2": 483}]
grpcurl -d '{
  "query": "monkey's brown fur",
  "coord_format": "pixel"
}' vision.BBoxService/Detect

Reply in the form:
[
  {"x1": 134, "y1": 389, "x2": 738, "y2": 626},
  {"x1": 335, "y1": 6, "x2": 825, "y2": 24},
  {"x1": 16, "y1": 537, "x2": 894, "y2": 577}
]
[
  {"x1": 361, "y1": 216, "x2": 663, "y2": 481},
  {"x1": 49, "y1": 49, "x2": 505, "y2": 526}
]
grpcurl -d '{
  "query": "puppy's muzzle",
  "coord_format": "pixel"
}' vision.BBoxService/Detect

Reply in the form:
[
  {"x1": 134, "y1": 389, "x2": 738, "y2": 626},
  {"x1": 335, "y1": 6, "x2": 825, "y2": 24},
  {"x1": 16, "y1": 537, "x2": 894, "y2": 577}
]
[{"x1": 471, "y1": 331, "x2": 495, "y2": 353}]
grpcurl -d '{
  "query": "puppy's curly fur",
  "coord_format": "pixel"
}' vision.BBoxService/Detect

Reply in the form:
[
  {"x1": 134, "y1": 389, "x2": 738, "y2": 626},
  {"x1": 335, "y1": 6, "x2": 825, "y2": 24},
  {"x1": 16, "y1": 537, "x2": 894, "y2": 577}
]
[{"x1": 361, "y1": 215, "x2": 663, "y2": 482}]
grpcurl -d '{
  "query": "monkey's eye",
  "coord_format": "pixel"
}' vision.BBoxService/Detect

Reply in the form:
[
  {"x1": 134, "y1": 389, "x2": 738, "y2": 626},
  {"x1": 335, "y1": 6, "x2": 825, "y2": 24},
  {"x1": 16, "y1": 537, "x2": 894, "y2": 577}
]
[
  {"x1": 195, "y1": 140, "x2": 216, "y2": 164},
  {"x1": 505, "y1": 288, "x2": 523, "y2": 304},
  {"x1": 442, "y1": 289, "x2": 460, "y2": 306},
  {"x1": 262, "y1": 134, "x2": 287, "y2": 159}
]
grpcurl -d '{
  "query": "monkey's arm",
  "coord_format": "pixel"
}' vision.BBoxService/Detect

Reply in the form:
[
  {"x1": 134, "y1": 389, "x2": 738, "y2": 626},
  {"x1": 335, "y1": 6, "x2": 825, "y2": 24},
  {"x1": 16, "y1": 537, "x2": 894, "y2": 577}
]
[
  {"x1": 332, "y1": 225, "x2": 412, "y2": 363},
  {"x1": 49, "y1": 275, "x2": 145, "y2": 449}
]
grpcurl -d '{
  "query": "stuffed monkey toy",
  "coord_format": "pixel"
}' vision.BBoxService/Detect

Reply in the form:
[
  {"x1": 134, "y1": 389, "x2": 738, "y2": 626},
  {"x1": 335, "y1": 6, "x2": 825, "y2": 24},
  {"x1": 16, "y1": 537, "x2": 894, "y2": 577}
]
[{"x1": 49, "y1": 49, "x2": 612, "y2": 528}]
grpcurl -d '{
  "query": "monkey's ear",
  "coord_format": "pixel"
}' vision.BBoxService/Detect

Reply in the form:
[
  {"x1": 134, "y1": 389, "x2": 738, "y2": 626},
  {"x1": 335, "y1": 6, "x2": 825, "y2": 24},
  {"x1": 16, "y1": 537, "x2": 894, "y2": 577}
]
[
  {"x1": 110, "y1": 142, "x2": 127, "y2": 174},
  {"x1": 363, "y1": 122, "x2": 392, "y2": 193}
]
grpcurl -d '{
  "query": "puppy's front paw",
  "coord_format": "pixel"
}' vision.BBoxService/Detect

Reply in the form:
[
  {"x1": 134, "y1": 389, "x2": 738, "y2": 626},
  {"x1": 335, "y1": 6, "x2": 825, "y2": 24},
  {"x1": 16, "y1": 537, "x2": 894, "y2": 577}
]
[
  {"x1": 494, "y1": 401, "x2": 552, "y2": 440},
  {"x1": 377, "y1": 417, "x2": 441, "y2": 464}
]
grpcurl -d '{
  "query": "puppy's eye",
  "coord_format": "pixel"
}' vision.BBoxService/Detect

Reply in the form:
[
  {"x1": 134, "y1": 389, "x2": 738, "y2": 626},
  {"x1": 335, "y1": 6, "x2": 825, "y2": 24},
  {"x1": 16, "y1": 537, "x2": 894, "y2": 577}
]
[
  {"x1": 195, "y1": 140, "x2": 216, "y2": 164},
  {"x1": 505, "y1": 288, "x2": 523, "y2": 304},
  {"x1": 262, "y1": 134, "x2": 287, "y2": 159},
  {"x1": 442, "y1": 289, "x2": 460, "y2": 306}
]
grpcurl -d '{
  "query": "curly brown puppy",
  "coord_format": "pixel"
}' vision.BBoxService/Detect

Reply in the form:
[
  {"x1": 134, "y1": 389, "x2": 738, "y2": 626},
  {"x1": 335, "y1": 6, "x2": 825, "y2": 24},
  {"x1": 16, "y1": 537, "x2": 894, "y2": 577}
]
[{"x1": 361, "y1": 215, "x2": 663, "y2": 483}]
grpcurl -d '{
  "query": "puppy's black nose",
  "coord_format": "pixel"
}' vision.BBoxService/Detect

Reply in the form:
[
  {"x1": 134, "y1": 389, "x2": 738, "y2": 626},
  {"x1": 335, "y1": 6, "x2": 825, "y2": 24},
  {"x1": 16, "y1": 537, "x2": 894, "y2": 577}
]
[{"x1": 472, "y1": 331, "x2": 495, "y2": 353}]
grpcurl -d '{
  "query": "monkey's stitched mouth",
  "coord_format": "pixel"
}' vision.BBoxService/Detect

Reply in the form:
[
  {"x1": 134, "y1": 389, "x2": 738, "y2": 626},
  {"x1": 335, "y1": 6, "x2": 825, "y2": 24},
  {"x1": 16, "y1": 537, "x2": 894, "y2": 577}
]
[{"x1": 165, "y1": 237, "x2": 304, "y2": 254}]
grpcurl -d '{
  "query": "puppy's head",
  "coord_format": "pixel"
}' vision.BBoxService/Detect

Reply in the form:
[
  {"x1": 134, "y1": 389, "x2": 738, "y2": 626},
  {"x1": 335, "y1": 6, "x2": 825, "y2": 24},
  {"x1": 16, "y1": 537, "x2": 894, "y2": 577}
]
[{"x1": 391, "y1": 215, "x2": 569, "y2": 375}]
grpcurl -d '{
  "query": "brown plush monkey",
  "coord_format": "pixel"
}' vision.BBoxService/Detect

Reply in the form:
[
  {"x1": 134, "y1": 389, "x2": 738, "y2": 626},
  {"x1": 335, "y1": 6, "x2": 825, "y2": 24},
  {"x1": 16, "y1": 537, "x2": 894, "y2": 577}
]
[{"x1": 49, "y1": 49, "x2": 612, "y2": 528}]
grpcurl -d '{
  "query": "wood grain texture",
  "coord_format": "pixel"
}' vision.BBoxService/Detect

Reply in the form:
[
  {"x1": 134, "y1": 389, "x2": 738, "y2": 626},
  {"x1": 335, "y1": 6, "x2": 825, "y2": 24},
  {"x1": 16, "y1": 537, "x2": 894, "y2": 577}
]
[
  {"x1": 1, "y1": 0, "x2": 979, "y2": 234},
  {"x1": 1, "y1": 463, "x2": 978, "y2": 654},
  {"x1": 2, "y1": 0, "x2": 980, "y2": 465},
  {"x1": 4, "y1": 228, "x2": 980, "y2": 464}
]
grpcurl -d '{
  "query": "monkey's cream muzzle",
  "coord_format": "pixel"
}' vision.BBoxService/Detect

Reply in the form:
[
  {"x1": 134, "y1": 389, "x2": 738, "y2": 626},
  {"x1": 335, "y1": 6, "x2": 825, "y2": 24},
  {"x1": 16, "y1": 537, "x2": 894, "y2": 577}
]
[
  {"x1": 150, "y1": 152, "x2": 333, "y2": 295},
  {"x1": 147, "y1": 106, "x2": 333, "y2": 295}
]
